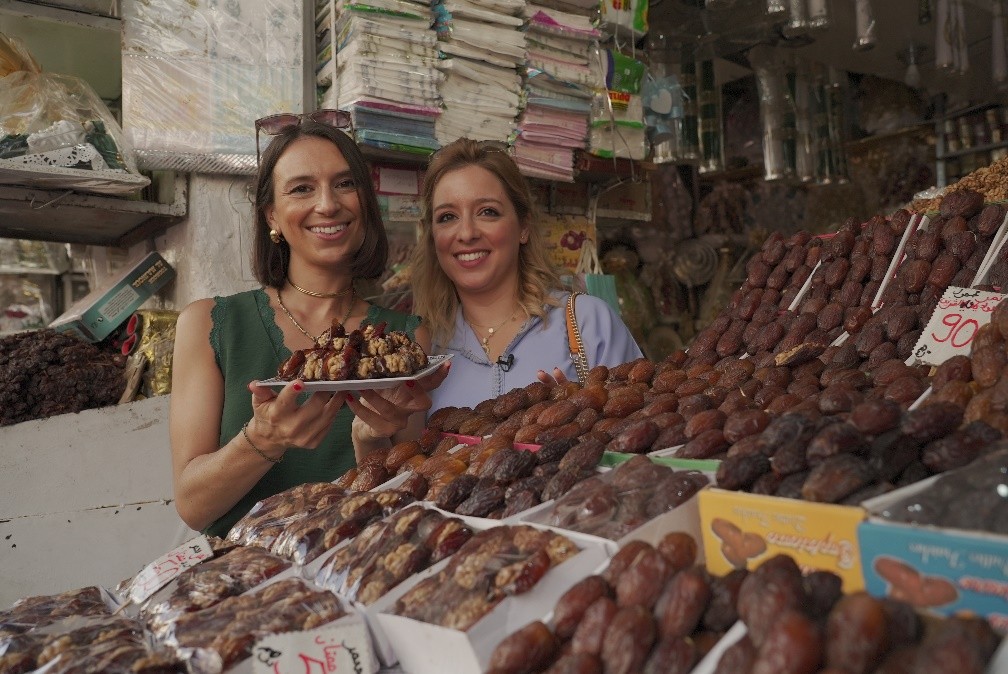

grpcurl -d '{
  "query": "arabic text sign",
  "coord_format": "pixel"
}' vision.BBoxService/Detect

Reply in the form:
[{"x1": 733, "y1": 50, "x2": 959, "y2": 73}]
[
  {"x1": 252, "y1": 619, "x2": 375, "y2": 674},
  {"x1": 909, "y1": 287, "x2": 1006, "y2": 366},
  {"x1": 130, "y1": 535, "x2": 213, "y2": 604}
]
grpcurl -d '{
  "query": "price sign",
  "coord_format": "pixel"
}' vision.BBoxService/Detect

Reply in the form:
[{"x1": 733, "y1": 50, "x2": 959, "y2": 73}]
[
  {"x1": 908, "y1": 287, "x2": 1006, "y2": 366},
  {"x1": 129, "y1": 535, "x2": 213, "y2": 604},
  {"x1": 252, "y1": 619, "x2": 376, "y2": 674}
]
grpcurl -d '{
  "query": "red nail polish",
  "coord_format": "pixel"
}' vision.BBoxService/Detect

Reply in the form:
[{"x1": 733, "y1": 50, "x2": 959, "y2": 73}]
[
  {"x1": 345, "y1": 393, "x2": 354, "y2": 402},
  {"x1": 292, "y1": 382, "x2": 303, "y2": 392},
  {"x1": 406, "y1": 380, "x2": 416, "y2": 388}
]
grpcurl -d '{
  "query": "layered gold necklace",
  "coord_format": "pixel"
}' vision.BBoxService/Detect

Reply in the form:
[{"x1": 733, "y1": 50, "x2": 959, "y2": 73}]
[
  {"x1": 466, "y1": 310, "x2": 519, "y2": 358},
  {"x1": 277, "y1": 287, "x2": 354, "y2": 344}
]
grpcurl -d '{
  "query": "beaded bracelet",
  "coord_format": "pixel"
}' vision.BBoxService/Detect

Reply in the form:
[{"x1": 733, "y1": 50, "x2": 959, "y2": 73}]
[{"x1": 242, "y1": 422, "x2": 283, "y2": 464}]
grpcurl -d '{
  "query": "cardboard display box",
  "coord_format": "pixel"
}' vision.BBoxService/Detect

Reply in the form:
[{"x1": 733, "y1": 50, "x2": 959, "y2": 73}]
[
  {"x1": 698, "y1": 488, "x2": 867, "y2": 592},
  {"x1": 860, "y1": 476, "x2": 1008, "y2": 632},
  {"x1": 374, "y1": 524, "x2": 610, "y2": 674},
  {"x1": 49, "y1": 251, "x2": 174, "y2": 342}
]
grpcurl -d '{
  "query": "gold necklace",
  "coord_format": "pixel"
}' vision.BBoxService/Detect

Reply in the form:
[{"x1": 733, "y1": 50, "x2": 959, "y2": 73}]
[
  {"x1": 277, "y1": 288, "x2": 355, "y2": 343},
  {"x1": 467, "y1": 310, "x2": 519, "y2": 358},
  {"x1": 288, "y1": 279, "x2": 353, "y2": 299}
]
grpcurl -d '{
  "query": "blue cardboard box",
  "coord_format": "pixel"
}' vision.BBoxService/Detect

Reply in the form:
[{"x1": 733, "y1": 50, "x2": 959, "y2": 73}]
[
  {"x1": 860, "y1": 478, "x2": 1008, "y2": 633},
  {"x1": 49, "y1": 252, "x2": 174, "y2": 342}
]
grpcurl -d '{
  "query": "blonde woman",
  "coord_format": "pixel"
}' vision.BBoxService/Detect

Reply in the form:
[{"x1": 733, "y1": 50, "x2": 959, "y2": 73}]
[{"x1": 410, "y1": 138, "x2": 641, "y2": 414}]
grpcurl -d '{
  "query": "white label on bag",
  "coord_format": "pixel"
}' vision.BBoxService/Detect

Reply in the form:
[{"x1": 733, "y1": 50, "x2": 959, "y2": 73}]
[
  {"x1": 908, "y1": 287, "x2": 1006, "y2": 366},
  {"x1": 252, "y1": 620, "x2": 375, "y2": 674},
  {"x1": 130, "y1": 534, "x2": 213, "y2": 604}
]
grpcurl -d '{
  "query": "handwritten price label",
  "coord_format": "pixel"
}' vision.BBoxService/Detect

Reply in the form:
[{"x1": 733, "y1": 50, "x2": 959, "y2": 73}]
[
  {"x1": 252, "y1": 619, "x2": 375, "y2": 674},
  {"x1": 129, "y1": 535, "x2": 213, "y2": 604},
  {"x1": 908, "y1": 287, "x2": 1006, "y2": 366}
]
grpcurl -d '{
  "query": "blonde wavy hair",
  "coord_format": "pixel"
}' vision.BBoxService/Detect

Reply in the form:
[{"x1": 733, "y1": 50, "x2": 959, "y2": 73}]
[{"x1": 409, "y1": 138, "x2": 563, "y2": 347}]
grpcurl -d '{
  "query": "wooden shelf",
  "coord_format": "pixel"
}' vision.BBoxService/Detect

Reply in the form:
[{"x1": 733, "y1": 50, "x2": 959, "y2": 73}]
[
  {"x1": 0, "y1": 176, "x2": 188, "y2": 247},
  {"x1": 0, "y1": 266, "x2": 60, "y2": 275}
]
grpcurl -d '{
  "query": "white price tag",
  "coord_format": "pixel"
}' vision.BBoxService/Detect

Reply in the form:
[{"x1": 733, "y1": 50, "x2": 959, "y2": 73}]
[
  {"x1": 252, "y1": 620, "x2": 376, "y2": 674},
  {"x1": 908, "y1": 287, "x2": 1007, "y2": 366},
  {"x1": 129, "y1": 534, "x2": 213, "y2": 604}
]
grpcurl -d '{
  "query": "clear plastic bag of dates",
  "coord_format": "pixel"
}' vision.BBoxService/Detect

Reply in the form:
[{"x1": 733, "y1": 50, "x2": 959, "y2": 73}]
[
  {"x1": 548, "y1": 455, "x2": 709, "y2": 540},
  {"x1": 0, "y1": 613, "x2": 185, "y2": 674},
  {"x1": 390, "y1": 525, "x2": 580, "y2": 631},
  {"x1": 164, "y1": 578, "x2": 349, "y2": 673},
  {"x1": 225, "y1": 482, "x2": 349, "y2": 549},
  {"x1": 139, "y1": 545, "x2": 291, "y2": 640},
  {"x1": 269, "y1": 489, "x2": 416, "y2": 566},
  {"x1": 0, "y1": 585, "x2": 118, "y2": 640},
  {"x1": 873, "y1": 444, "x2": 1008, "y2": 533},
  {"x1": 315, "y1": 504, "x2": 473, "y2": 605}
]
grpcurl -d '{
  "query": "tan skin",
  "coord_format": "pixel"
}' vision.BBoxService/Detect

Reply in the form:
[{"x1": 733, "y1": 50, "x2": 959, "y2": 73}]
[
  {"x1": 429, "y1": 163, "x2": 568, "y2": 387},
  {"x1": 170, "y1": 135, "x2": 447, "y2": 532}
]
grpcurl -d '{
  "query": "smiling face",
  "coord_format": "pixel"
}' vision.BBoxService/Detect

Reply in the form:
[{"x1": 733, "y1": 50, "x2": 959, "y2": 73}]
[
  {"x1": 431, "y1": 164, "x2": 529, "y2": 301},
  {"x1": 265, "y1": 135, "x2": 365, "y2": 273}
]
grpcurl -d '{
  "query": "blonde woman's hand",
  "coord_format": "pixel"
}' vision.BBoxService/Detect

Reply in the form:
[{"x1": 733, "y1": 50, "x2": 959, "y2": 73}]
[
  {"x1": 536, "y1": 367, "x2": 571, "y2": 387},
  {"x1": 346, "y1": 378, "x2": 434, "y2": 441}
]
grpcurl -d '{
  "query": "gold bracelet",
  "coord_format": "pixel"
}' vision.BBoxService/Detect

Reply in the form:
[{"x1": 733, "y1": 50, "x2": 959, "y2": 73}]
[{"x1": 242, "y1": 422, "x2": 283, "y2": 464}]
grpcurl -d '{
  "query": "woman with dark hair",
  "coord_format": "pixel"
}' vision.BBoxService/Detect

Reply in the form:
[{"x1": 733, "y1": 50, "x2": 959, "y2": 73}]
[
  {"x1": 410, "y1": 138, "x2": 641, "y2": 414},
  {"x1": 170, "y1": 113, "x2": 446, "y2": 537}
]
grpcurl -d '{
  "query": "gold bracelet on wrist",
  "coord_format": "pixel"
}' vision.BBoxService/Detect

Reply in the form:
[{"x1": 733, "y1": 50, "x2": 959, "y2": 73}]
[{"x1": 242, "y1": 422, "x2": 283, "y2": 464}]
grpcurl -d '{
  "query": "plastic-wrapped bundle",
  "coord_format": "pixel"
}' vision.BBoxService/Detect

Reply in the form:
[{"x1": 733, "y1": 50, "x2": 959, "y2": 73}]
[
  {"x1": 434, "y1": 0, "x2": 526, "y2": 145},
  {"x1": 0, "y1": 34, "x2": 147, "y2": 194},
  {"x1": 121, "y1": 0, "x2": 304, "y2": 174}
]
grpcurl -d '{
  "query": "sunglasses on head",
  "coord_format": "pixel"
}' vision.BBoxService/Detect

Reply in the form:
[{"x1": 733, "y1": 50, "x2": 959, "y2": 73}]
[
  {"x1": 254, "y1": 109, "x2": 354, "y2": 165},
  {"x1": 427, "y1": 139, "x2": 511, "y2": 165}
]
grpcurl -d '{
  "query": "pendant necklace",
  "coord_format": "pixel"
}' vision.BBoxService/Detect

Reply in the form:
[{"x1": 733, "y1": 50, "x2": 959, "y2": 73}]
[
  {"x1": 277, "y1": 288, "x2": 355, "y2": 344},
  {"x1": 467, "y1": 310, "x2": 519, "y2": 358}
]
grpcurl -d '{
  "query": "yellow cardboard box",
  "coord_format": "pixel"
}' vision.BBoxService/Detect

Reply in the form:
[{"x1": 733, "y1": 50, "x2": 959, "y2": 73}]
[{"x1": 698, "y1": 488, "x2": 866, "y2": 592}]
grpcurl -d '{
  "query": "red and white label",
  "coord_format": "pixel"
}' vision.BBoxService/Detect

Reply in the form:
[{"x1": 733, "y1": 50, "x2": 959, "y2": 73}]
[
  {"x1": 908, "y1": 287, "x2": 1006, "y2": 366},
  {"x1": 130, "y1": 534, "x2": 213, "y2": 604},
  {"x1": 252, "y1": 620, "x2": 376, "y2": 674}
]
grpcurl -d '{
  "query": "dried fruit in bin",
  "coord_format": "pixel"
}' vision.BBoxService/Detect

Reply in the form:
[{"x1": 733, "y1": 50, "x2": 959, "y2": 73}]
[
  {"x1": 0, "y1": 614, "x2": 185, "y2": 674},
  {"x1": 391, "y1": 525, "x2": 577, "y2": 631},
  {"x1": 0, "y1": 586, "x2": 112, "y2": 638},
  {"x1": 874, "y1": 444, "x2": 1008, "y2": 533},
  {"x1": 269, "y1": 489, "x2": 416, "y2": 565},
  {"x1": 547, "y1": 456, "x2": 708, "y2": 541},
  {"x1": 315, "y1": 504, "x2": 473, "y2": 605},
  {"x1": 225, "y1": 482, "x2": 348, "y2": 549},
  {"x1": 166, "y1": 578, "x2": 346, "y2": 670},
  {"x1": 140, "y1": 545, "x2": 290, "y2": 639}
]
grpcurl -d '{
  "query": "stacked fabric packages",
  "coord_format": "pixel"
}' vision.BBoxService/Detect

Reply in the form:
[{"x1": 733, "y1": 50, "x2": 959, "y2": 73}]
[
  {"x1": 318, "y1": 0, "x2": 442, "y2": 154},
  {"x1": 513, "y1": 4, "x2": 602, "y2": 181},
  {"x1": 432, "y1": 0, "x2": 527, "y2": 145}
]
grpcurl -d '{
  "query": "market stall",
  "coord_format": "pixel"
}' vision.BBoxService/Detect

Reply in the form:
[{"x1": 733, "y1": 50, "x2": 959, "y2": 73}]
[{"x1": 5, "y1": 0, "x2": 1008, "y2": 672}]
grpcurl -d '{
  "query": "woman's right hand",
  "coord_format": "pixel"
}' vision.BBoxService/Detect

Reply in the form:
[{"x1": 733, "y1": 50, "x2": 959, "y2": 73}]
[{"x1": 246, "y1": 379, "x2": 346, "y2": 454}]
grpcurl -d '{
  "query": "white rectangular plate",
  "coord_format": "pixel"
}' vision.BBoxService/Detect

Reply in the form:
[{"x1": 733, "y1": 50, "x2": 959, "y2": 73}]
[{"x1": 257, "y1": 354, "x2": 452, "y2": 392}]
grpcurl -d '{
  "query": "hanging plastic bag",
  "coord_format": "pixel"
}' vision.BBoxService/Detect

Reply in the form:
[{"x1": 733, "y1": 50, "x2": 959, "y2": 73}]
[
  {"x1": 0, "y1": 32, "x2": 141, "y2": 178},
  {"x1": 598, "y1": 0, "x2": 648, "y2": 41},
  {"x1": 570, "y1": 241, "x2": 623, "y2": 317}
]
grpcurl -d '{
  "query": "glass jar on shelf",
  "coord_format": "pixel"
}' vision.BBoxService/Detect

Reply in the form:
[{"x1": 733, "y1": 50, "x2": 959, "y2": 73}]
[
  {"x1": 958, "y1": 117, "x2": 973, "y2": 149},
  {"x1": 987, "y1": 109, "x2": 1002, "y2": 144},
  {"x1": 944, "y1": 119, "x2": 960, "y2": 153}
]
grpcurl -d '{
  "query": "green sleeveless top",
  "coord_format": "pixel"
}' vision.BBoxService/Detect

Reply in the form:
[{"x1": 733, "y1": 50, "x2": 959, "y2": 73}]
[{"x1": 207, "y1": 288, "x2": 421, "y2": 538}]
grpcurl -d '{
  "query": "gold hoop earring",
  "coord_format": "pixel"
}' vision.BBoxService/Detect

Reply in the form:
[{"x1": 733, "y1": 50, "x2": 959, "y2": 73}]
[{"x1": 269, "y1": 229, "x2": 283, "y2": 244}]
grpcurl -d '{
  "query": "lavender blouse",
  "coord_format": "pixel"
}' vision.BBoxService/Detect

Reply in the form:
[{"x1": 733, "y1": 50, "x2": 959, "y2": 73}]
[{"x1": 428, "y1": 292, "x2": 643, "y2": 415}]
